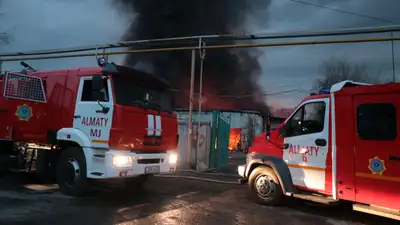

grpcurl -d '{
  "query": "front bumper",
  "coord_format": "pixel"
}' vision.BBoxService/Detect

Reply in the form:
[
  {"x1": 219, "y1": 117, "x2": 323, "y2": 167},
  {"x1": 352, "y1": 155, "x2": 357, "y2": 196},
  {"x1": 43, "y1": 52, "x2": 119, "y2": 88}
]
[
  {"x1": 238, "y1": 164, "x2": 247, "y2": 177},
  {"x1": 237, "y1": 164, "x2": 249, "y2": 184},
  {"x1": 103, "y1": 150, "x2": 177, "y2": 179}
]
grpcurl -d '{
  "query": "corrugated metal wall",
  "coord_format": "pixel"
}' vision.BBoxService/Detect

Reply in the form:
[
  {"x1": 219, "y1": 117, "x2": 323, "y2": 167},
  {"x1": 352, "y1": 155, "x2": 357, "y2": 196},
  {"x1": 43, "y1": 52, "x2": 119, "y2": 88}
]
[
  {"x1": 177, "y1": 122, "x2": 211, "y2": 170},
  {"x1": 175, "y1": 110, "x2": 264, "y2": 136}
]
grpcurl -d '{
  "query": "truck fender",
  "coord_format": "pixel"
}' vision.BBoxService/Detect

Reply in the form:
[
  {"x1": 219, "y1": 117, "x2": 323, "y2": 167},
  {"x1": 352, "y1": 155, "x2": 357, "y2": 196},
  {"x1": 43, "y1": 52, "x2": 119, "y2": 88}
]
[
  {"x1": 246, "y1": 153, "x2": 297, "y2": 193},
  {"x1": 57, "y1": 128, "x2": 92, "y2": 148}
]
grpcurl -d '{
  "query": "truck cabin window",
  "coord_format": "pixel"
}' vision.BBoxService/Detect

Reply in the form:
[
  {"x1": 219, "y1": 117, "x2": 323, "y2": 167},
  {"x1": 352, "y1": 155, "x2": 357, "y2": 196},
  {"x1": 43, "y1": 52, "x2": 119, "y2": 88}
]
[
  {"x1": 81, "y1": 78, "x2": 109, "y2": 102},
  {"x1": 357, "y1": 103, "x2": 397, "y2": 141},
  {"x1": 112, "y1": 75, "x2": 173, "y2": 112},
  {"x1": 282, "y1": 102, "x2": 326, "y2": 138}
]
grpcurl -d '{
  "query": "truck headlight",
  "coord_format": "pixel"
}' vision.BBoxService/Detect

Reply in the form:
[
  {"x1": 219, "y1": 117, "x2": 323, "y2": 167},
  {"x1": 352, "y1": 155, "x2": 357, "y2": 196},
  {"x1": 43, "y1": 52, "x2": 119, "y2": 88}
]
[
  {"x1": 113, "y1": 155, "x2": 133, "y2": 167},
  {"x1": 169, "y1": 153, "x2": 178, "y2": 164}
]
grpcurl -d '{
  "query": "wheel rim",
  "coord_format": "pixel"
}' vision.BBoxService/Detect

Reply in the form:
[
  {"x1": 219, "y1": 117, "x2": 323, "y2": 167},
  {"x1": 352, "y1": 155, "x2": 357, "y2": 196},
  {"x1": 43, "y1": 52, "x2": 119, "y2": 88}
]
[
  {"x1": 63, "y1": 158, "x2": 80, "y2": 187},
  {"x1": 254, "y1": 174, "x2": 275, "y2": 198}
]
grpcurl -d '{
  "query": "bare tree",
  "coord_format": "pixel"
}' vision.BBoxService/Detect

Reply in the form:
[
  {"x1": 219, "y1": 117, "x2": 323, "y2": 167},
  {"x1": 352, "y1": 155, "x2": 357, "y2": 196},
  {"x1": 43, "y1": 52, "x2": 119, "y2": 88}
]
[
  {"x1": 0, "y1": 2, "x2": 9, "y2": 47},
  {"x1": 313, "y1": 57, "x2": 389, "y2": 91}
]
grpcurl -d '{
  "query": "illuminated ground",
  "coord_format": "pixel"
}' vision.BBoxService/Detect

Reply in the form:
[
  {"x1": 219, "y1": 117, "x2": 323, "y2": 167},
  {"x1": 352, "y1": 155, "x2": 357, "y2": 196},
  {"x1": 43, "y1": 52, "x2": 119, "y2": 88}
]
[{"x1": 0, "y1": 171, "x2": 397, "y2": 225}]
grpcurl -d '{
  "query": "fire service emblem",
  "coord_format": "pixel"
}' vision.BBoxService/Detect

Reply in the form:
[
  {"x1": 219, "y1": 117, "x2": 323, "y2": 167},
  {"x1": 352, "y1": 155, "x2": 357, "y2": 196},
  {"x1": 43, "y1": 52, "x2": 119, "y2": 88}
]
[
  {"x1": 368, "y1": 156, "x2": 386, "y2": 176},
  {"x1": 15, "y1": 104, "x2": 33, "y2": 121}
]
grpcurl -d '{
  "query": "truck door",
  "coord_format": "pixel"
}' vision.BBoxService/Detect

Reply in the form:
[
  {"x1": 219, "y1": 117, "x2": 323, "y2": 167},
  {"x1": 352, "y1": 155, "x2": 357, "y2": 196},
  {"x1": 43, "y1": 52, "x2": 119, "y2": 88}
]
[
  {"x1": 353, "y1": 94, "x2": 400, "y2": 210},
  {"x1": 73, "y1": 76, "x2": 114, "y2": 148},
  {"x1": 280, "y1": 98, "x2": 330, "y2": 192}
]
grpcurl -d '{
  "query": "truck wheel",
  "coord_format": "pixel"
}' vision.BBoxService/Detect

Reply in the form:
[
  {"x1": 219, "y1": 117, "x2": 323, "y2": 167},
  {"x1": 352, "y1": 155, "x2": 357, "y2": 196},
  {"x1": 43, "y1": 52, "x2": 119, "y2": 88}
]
[
  {"x1": 248, "y1": 166, "x2": 283, "y2": 206},
  {"x1": 56, "y1": 147, "x2": 89, "y2": 197},
  {"x1": 124, "y1": 175, "x2": 151, "y2": 190}
]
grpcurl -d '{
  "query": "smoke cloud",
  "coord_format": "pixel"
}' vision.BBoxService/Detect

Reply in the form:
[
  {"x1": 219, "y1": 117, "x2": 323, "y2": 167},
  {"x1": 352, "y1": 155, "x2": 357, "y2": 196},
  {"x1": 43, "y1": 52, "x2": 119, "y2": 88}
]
[
  {"x1": 113, "y1": 0, "x2": 272, "y2": 114},
  {"x1": 0, "y1": 0, "x2": 128, "y2": 70}
]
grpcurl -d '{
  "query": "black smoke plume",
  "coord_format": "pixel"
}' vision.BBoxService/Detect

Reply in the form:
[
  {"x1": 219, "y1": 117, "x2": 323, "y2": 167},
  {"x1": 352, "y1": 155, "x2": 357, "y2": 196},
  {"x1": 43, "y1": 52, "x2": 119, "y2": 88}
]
[{"x1": 113, "y1": 0, "x2": 272, "y2": 114}]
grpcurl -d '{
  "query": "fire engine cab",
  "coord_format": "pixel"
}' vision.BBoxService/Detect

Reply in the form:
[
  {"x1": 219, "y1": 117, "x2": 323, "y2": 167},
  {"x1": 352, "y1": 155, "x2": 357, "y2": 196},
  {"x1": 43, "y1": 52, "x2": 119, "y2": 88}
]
[
  {"x1": 238, "y1": 80, "x2": 400, "y2": 220},
  {"x1": 0, "y1": 60, "x2": 178, "y2": 197}
]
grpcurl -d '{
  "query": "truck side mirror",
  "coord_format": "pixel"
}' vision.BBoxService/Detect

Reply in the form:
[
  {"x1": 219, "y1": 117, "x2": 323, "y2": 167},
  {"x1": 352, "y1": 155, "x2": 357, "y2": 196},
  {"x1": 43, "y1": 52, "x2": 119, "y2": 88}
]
[
  {"x1": 266, "y1": 113, "x2": 271, "y2": 140},
  {"x1": 279, "y1": 125, "x2": 287, "y2": 138},
  {"x1": 92, "y1": 90, "x2": 105, "y2": 101},
  {"x1": 266, "y1": 130, "x2": 271, "y2": 140},
  {"x1": 92, "y1": 75, "x2": 104, "y2": 91}
]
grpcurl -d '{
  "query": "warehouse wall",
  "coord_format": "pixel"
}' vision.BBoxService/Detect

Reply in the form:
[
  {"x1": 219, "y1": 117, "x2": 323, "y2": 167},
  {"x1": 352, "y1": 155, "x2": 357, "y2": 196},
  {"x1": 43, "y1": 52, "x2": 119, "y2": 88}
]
[{"x1": 175, "y1": 110, "x2": 264, "y2": 136}]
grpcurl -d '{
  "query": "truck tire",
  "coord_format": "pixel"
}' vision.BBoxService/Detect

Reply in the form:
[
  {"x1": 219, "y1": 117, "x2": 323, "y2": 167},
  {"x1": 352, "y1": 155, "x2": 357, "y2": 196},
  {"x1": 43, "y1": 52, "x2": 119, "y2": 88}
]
[
  {"x1": 248, "y1": 165, "x2": 283, "y2": 206},
  {"x1": 56, "y1": 147, "x2": 89, "y2": 197},
  {"x1": 124, "y1": 174, "x2": 151, "y2": 190}
]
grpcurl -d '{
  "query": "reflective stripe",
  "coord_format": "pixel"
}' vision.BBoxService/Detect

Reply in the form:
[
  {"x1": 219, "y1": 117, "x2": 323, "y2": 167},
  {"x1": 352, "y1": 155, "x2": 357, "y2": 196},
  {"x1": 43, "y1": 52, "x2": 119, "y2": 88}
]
[
  {"x1": 155, "y1": 115, "x2": 162, "y2": 136},
  {"x1": 147, "y1": 114, "x2": 155, "y2": 136}
]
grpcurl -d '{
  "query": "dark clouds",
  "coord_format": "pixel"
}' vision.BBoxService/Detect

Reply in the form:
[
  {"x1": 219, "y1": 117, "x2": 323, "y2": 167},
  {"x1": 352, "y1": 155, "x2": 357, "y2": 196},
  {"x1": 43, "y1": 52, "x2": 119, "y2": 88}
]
[{"x1": 112, "y1": 0, "x2": 272, "y2": 113}]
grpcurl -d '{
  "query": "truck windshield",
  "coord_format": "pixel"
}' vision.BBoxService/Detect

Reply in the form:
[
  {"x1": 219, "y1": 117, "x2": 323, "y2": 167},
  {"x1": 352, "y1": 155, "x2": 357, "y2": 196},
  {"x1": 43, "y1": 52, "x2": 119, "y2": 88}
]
[{"x1": 112, "y1": 75, "x2": 173, "y2": 112}]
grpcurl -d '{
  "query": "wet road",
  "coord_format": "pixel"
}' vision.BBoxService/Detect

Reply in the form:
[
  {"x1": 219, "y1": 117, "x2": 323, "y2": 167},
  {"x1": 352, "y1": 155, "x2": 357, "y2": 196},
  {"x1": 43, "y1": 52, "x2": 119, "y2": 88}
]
[{"x1": 0, "y1": 172, "x2": 398, "y2": 225}]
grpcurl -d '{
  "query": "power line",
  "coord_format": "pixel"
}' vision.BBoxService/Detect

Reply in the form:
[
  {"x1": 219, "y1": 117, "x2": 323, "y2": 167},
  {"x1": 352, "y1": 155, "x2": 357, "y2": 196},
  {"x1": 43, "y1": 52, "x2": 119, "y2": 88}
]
[
  {"x1": 2, "y1": 35, "x2": 400, "y2": 62},
  {"x1": 2, "y1": 25, "x2": 400, "y2": 58},
  {"x1": 167, "y1": 88, "x2": 308, "y2": 98},
  {"x1": 289, "y1": 0, "x2": 399, "y2": 24}
]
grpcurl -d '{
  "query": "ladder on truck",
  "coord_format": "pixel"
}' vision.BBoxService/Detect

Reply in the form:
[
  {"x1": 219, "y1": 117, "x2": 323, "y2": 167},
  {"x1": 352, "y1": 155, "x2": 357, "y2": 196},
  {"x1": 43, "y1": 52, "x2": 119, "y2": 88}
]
[{"x1": 1, "y1": 71, "x2": 47, "y2": 173}]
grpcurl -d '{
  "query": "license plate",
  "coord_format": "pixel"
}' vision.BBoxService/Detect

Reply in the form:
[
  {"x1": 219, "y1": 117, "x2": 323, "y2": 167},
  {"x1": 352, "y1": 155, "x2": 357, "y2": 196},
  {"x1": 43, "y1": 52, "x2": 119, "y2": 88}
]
[
  {"x1": 145, "y1": 166, "x2": 160, "y2": 174},
  {"x1": 119, "y1": 170, "x2": 134, "y2": 177}
]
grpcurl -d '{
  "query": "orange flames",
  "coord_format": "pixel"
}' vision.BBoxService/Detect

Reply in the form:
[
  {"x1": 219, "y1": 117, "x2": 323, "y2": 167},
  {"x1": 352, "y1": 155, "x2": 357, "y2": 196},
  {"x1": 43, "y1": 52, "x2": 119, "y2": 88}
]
[{"x1": 228, "y1": 128, "x2": 242, "y2": 151}]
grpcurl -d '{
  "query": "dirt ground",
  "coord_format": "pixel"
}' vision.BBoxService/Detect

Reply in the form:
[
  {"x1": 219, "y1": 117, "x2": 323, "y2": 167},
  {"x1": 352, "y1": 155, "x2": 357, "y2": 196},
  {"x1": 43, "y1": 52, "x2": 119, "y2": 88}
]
[{"x1": 0, "y1": 171, "x2": 398, "y2": 225}]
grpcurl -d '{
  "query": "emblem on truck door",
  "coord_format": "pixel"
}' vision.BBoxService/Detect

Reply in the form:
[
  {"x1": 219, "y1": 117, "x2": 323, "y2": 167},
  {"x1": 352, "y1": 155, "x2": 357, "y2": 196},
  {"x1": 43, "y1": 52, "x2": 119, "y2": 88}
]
[
  {"x1": 368, "y1": 156, "x2": 387, "y2": 176},
  {"x1": 15, "y1": 104, "x2": 33, "y2": 121}
]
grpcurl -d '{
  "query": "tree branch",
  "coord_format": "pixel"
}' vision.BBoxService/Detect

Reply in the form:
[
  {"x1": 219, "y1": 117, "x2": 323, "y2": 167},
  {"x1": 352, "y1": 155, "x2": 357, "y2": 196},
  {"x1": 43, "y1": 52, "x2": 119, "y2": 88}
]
[{"x1": 313, "y1": 57, "x2": 388, "y2": 92}]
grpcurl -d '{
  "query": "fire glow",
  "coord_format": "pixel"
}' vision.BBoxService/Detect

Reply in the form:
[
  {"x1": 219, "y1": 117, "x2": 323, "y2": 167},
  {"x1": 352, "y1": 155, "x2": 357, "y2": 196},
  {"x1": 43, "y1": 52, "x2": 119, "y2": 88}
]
[{"x1": 228, "y1": 128, "x2": 242, "y2": 150}]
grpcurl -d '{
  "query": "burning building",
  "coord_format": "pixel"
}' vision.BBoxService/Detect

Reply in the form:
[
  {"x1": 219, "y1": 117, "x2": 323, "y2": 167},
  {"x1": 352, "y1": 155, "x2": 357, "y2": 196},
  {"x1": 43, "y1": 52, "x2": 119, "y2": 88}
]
[
  {"x1": 175, "y1": 109, "x2": 264, "y2": 152},
  {"x1": 112, "y1": 0, "x2": 272, "y2": 114}
]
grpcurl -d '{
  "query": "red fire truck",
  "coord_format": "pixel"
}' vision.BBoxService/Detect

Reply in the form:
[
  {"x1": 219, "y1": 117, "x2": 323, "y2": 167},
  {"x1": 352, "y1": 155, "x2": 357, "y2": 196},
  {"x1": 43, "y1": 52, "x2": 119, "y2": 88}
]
[
  {"x1": 238, "y1": 80, "x2": 400, "y2": 220},
  {"x1": 0, "y1": 60, "x2": 179, "y2": 197}
]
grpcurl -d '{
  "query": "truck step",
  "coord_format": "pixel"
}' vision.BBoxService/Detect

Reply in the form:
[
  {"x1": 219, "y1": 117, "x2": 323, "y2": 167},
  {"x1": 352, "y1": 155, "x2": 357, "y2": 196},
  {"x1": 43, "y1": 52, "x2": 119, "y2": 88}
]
[
  {"x1": 290, "y1": 193, "x2": 338, "y2": 204},
  {"x1": 353, "y1": 204, "x2": 400, "y2": 221},
  {"x1": 238, "y1": 178, "x2": 248, "y2": 184}
]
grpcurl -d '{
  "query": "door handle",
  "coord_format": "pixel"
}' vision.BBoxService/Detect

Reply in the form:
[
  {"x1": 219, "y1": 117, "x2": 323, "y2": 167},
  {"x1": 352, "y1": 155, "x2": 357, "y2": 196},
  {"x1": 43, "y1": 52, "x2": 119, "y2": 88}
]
[
  {"x1": 315, "y1": 139, "x2": 327, "y2": 147},
  {"x1": 389, "y1": 156, "x2": 400, "y2": 161},
  {"x1": 74, "y1": 115, "x2": 81, "y2": 119},
  {"x1": 96, "y1": 107, "x2": 110, "y2": 114},
  {"x1": 283, "y1": 143, "x2": 289, "y2": 149},
  {"x1": 96, "y1": 101, "x2": 110, "y2": 114}
]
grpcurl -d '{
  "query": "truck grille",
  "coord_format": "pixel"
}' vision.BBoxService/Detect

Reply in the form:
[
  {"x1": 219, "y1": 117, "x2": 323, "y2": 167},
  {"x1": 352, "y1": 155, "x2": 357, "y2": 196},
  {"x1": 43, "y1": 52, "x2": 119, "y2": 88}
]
[{"x1": 137, "y1": 158, "x2": 163, "y2": 164}]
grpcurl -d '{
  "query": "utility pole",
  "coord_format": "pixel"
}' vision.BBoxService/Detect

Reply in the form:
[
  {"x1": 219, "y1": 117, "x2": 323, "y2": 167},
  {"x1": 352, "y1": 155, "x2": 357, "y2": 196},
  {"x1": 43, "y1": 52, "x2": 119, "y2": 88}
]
[
  {"x1": 391, "y1": 32, "x2": 396, "y2": 82},
  {"x1": 196, "y1": 39, "x2": 206, "y2": 171},
  {"x1": 187, "y1": 49, "x2": 196, "y2": 169}
]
